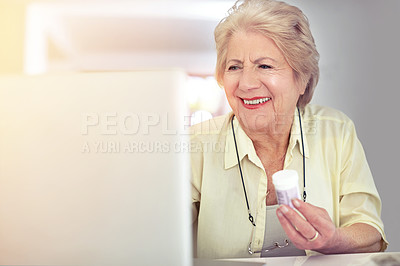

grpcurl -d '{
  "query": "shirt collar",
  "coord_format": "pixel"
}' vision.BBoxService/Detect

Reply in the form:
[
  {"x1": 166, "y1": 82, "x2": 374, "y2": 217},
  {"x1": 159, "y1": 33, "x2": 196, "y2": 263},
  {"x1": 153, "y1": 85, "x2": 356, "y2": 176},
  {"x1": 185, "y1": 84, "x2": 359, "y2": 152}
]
[{"x1": 224, "y1": 108, "x2": 310, "y2": 170}]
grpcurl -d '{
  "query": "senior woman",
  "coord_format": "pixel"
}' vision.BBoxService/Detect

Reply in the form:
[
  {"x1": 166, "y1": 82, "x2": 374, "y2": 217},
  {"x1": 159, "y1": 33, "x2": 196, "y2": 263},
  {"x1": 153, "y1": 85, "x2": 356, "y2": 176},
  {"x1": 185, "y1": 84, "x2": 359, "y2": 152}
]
[{"x1": 190, "y1": 0, "x2": 388, "y2": 259}]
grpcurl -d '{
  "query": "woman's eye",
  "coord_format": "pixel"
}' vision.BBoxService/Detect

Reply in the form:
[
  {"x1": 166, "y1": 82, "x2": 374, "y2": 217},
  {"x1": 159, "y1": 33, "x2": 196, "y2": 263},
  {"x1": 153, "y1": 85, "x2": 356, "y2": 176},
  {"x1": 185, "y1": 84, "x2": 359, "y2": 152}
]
[
  {"x1": 227, "y1": 65, "x2": 239, "y2": 71},
  {"x1": 259, "y1": 64, "x2": 272, "y2": 69}
]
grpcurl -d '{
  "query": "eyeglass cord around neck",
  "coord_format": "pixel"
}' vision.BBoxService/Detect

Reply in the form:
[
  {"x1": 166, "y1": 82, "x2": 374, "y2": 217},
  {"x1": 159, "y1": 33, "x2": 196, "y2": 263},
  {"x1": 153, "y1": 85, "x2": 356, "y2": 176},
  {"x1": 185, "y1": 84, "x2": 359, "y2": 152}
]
[{"x1": 230, "y1": 106, "x2": 307, "y2": 227}]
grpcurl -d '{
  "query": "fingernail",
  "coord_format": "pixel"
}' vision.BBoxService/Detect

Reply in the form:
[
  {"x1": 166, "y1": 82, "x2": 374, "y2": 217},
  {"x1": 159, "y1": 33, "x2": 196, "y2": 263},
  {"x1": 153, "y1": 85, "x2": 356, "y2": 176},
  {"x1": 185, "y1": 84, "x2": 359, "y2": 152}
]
[
  {"x1": 292, "y1": 198, "x2": 301, "y2": 208},
  {"x1": 280, "y1": 205, "x2": 288, "y2": 213},
  {"x1": 277, "y1": 210, "x2": 283, "y2": 218}
]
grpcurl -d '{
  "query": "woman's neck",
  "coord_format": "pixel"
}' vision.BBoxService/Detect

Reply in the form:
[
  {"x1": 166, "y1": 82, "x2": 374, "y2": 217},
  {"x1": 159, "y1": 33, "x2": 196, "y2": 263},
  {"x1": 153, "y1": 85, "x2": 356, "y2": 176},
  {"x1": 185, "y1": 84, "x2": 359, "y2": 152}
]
[
  {"x1": 251, "y1": 131, "x2": 290, "y2": 161},
  {"x1": 243, "y1": 115, "x2": 293, "y2": 158}
]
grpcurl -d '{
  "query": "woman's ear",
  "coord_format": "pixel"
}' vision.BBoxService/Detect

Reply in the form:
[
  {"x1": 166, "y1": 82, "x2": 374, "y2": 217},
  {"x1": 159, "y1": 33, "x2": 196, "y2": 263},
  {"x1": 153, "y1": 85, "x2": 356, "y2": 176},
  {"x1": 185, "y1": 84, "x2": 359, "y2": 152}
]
[
  {"x1": 297, "y1": 75, "x2": 310, "y2": 96},
  {"x1": 293, "y1": 71, "x2": 307, "y2": 95},
  {"x1": 296, "y1": 80, "x2": 307, "y2": 96}
]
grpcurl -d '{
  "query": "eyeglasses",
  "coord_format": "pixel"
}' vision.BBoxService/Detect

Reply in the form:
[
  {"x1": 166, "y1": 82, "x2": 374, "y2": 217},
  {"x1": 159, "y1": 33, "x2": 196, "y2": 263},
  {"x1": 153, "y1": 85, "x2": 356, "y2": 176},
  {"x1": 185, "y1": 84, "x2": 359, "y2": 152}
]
[
  {"x1": 247, "y1": 223, "x2": 290, "y2": 254},
  {"x1": 248, "y1": 239, "x2": 289, "y2": 255}
]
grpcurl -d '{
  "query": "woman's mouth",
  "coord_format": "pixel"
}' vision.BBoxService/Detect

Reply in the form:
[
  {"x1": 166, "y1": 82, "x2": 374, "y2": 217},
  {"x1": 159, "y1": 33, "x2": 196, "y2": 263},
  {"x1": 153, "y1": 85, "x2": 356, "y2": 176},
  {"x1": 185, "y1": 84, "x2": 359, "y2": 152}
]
[{"x1": 242, "y1": 97, "x2": 271, "y2": 109}]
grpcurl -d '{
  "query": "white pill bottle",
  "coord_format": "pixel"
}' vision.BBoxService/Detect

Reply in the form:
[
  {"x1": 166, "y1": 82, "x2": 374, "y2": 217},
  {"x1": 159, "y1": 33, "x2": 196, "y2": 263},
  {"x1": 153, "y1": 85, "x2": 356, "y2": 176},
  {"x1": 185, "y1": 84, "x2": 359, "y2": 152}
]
[{"x1": 272, "y1": 169, "x2": 301, "y2": 209}]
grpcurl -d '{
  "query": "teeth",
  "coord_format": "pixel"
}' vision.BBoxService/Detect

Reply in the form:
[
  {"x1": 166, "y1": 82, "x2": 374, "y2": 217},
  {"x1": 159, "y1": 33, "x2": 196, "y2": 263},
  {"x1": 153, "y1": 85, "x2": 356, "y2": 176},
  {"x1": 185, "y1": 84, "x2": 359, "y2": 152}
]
[{"x1": 243, "y1": 97, "x2": 271, "y2": 105}]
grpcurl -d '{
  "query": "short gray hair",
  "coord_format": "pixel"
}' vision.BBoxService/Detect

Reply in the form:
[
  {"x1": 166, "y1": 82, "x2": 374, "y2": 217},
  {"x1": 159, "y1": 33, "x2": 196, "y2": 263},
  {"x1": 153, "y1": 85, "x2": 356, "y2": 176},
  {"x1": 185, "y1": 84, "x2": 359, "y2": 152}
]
[{"x1": 214, "y1": 0, "x2": 320, "y2": 108}]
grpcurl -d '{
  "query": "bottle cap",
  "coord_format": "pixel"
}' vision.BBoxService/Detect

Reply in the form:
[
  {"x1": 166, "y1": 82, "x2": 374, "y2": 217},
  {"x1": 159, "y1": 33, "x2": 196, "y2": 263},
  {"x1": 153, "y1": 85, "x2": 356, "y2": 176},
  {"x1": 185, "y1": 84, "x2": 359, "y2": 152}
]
[{"x1": 272, "y1": 170, "x2": 299, "y2": 191}]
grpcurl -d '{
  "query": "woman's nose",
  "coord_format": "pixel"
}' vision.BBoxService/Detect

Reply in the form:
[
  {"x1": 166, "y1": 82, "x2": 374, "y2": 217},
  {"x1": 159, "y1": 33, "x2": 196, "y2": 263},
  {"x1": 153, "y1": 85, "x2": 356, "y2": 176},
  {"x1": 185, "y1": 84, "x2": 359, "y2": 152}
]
[{"x1": 238, "y1": 67, "x2": 261, "y2": 91}]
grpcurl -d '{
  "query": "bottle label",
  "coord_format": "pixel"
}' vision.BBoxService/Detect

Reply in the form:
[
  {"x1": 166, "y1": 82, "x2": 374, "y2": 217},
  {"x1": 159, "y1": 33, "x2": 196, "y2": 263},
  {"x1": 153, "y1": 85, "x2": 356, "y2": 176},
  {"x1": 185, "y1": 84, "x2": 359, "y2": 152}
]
[{"x1": 276, "y1": 186, "x2": 300, "y2": 208}]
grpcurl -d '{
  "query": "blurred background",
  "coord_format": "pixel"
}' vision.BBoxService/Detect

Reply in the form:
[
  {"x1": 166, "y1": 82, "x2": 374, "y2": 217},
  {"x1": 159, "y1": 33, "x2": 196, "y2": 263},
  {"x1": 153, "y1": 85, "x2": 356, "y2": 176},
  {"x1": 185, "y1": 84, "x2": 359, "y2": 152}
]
[
  {"x1": 1, "y1": 0, "x2": 399, "y2": 252},
  {"x1": 0, "y1": 0, "x2": 233, "y2": 123}
]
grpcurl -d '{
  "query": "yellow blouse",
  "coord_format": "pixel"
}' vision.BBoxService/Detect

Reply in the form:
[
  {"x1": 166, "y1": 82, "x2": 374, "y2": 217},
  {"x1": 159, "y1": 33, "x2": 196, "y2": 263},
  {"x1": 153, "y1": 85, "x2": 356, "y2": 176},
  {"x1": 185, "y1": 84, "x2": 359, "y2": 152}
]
[{"x1": 190, "y1": 104, "x2": 387, "y2": 258}]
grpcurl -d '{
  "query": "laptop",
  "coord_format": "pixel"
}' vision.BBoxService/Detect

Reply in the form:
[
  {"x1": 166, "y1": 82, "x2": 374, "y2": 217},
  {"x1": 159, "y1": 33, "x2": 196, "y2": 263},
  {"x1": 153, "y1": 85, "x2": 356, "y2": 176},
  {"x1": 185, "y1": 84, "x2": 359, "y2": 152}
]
[{"x1": 0, "y1": 70, "x2": 192, "y2": 265}]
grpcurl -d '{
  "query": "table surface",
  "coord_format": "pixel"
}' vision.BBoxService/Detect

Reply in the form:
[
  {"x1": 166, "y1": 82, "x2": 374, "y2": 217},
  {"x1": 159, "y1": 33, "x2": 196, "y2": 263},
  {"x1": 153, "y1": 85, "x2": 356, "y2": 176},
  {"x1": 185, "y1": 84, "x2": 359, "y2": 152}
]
[{"x1": 195, "y1": 252, "x2": 400, "y2": 266}]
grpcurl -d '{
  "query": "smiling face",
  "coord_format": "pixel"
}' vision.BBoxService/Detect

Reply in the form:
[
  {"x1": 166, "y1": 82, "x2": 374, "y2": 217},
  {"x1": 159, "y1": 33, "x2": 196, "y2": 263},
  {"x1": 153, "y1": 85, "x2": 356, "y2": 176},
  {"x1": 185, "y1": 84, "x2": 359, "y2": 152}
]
[{"x1": 223, "y1": 31, "x2": 306, "y2": 136}]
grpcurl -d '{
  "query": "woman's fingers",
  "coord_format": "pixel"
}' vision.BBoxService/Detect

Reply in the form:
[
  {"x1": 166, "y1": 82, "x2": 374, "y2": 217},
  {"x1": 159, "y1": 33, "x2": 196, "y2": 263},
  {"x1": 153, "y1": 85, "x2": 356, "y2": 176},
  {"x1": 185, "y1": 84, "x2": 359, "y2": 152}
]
[
  {"x1": 277, "y1": 205, "x2": 316, "y2": 240},
  {"x1": 291, "y1": 199, "x2": 336, "y2": 240},
  {"x1": 276, "y1": 207, "x2": 307, "y2": 245},
  {"x1": 277, "y1": 205, "x2": 319, "y2": 249},
  {"x1": 276, "y1": 199, "x2": 337, "y2": 250}
]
